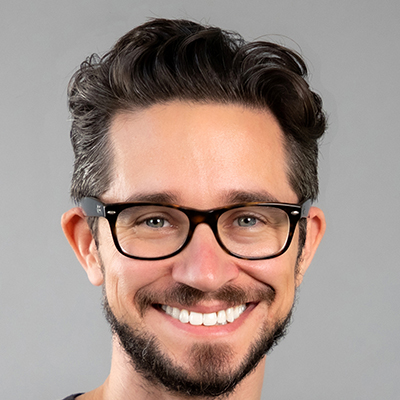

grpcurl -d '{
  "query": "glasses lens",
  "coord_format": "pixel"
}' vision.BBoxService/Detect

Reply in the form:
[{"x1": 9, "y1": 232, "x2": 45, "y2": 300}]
[
  {"x1": 218, "y1": 206, "x2": 290, "y2": 258},
  {"x1": 115, "y1": 205, "x2": 189, "y2": 258}
]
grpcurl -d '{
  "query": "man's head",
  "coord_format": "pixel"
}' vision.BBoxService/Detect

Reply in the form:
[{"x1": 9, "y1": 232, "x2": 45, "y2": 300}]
[{"x1": 62, "y1": 18, "x2": 326, "y2": 399}]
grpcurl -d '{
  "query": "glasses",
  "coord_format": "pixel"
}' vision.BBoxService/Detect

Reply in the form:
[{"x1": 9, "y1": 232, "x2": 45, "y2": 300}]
[{"x1": 81, "y1": 197, "x2": 311, "y2": 261}]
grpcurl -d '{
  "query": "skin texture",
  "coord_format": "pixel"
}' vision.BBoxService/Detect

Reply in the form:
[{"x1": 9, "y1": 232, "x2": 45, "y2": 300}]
[{"x1": 62, "y1": 102, "x2": 326, "y2": 400}]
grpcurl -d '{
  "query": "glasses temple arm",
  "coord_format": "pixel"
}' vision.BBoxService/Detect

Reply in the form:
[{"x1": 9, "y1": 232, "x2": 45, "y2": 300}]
[
  {"x1": 300, "y1": 199, "x2": 312, "y2": 218},
  {"x1": 80, "y1": 197, "x2": 106, "y2": 217}
]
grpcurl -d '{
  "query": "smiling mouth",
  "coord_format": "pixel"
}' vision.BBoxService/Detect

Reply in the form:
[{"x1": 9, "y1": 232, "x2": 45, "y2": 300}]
[{"x1": 160, "y1": 304, "x2": 247, "y2": 326}]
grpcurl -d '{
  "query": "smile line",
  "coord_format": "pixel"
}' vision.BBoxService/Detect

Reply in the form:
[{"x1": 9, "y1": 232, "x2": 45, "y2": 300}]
[{"x1": 161, "y1": 304, "x2": 247, "y2": 326}]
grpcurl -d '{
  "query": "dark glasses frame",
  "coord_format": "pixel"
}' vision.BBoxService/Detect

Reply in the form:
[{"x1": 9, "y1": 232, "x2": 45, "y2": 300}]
[{"x1": 81, "y1": 197, "x2": 311, "y2": 261}]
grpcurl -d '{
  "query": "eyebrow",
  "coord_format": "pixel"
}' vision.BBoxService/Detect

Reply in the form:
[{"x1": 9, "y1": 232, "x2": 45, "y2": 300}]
[
  {"x1": 222, "y1": 189, "x2": 280, "y2": 204},
  {"x1": 123, "y1": 189, "x2": 280, "y2": 207},
  {"x1": 123, "y1": 191, "x2": 179, "y2": 204}
]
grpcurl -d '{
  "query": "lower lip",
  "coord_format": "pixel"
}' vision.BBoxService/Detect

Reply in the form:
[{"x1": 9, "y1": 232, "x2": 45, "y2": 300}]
[{"x1": 154, "y1": 303, "x2": 258, "y2": 336}]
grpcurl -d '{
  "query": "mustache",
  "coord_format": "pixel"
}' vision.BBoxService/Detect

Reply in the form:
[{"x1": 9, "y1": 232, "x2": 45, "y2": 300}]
[{"x1": 134, "y1": 283, "x2": 276, "y2": 317}]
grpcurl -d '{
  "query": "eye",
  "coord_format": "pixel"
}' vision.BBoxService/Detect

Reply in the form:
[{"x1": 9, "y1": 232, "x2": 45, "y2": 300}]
[
  {"x1": 231, "y1": 211, "x2": 267, "y2": 229},
  {"x1": 237, "y1": 216, "x2": 258, "y2": 227},
  {"x1": 144, "y1": 216, "x2": 171, "y2": 228}
]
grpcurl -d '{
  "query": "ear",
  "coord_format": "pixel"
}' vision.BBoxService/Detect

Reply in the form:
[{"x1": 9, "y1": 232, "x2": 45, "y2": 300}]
[
  {"x1": 295, "y1": 206, "x2": 326, "y2": 286},
  {"x1": 61, "y1": 207, "x2": 104, "y2": 286}
]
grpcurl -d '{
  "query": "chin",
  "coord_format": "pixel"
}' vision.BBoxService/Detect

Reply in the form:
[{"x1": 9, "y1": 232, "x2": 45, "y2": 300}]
[{"x1": 103, "y1": 293, "x2": 294, "y2": 398}]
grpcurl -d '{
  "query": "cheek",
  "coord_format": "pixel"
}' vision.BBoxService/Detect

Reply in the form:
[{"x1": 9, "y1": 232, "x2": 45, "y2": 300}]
[
  {"x1": 241, "y1": 257, "x2": 297, "y2": 292},
  {"x1": 99, "y1": 236, "x2": 173, "y2": 315},
  {"x1": 237, "y1": 246, "x2": 299, "y2": 317}
]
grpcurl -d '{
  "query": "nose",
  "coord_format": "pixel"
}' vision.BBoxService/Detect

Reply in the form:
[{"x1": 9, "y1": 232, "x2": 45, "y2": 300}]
[{"x1": 171, "y1": 224, "x2": 240, "y2": 292}]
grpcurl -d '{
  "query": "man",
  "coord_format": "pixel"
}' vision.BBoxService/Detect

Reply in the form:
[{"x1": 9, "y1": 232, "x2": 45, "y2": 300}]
[{"x1": 61, "y1": 18, "x2": 326, "y2": 400}]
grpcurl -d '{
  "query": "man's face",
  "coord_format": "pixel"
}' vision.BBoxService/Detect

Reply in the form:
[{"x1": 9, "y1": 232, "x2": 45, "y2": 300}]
[{"x1": 91, "y1": 102, "x2": 307, "y2": 395}]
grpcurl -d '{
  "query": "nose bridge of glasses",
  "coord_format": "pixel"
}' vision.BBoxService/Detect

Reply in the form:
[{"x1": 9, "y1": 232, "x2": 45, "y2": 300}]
[{"x1": 186, "y1": 209, "x2": 221, "y2": 237}]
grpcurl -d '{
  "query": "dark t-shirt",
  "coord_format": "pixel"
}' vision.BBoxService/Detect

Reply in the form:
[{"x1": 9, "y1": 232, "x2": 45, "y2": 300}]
[{"x1": 62, "y1": 395, "x2": 83, "y2": 400}]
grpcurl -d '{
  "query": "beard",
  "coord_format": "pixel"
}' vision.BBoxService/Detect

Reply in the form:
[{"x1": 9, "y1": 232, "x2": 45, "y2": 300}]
[{"x1": 103, "y1": 283, "x2": 295, "y2": 398}]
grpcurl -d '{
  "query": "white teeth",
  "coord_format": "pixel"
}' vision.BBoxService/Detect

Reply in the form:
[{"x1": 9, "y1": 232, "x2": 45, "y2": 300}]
[
  {"x1": 172, "y1": 307, "x2": 180, "y2": 319},
  {"x1": 162, "y1": 304, "x2": 247, "y2": 326},
  {"x1": 203, "y1": 312, "x2": 217, "y2": 326},
  {"x1": 179, "y1": 309, "x2": 189, "y2": 323},
  {"x1": 217, "y1": 310, "x2": 227, "y2": 325},
  {"x1": 189, "y1": 311, "x2": 203, "y2": 325},
  {"x1": 226, "y1": 307, "x2": 235, "y2": 323}
]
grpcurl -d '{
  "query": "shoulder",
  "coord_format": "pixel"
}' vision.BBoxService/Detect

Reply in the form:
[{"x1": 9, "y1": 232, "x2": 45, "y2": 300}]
[{"x1": 61, "y1": 394, "x2": 84, "y2": 400}]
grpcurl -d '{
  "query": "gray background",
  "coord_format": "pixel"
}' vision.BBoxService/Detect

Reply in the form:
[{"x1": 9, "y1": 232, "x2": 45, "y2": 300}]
[{"x1": 1, "y1": 0, "x2": 399, "y2": 399}]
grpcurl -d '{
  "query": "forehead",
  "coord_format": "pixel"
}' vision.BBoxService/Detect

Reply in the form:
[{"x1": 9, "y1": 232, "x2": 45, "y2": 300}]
[{"x1": 104, "y1": 102, "x2": 296, "y2": 207}]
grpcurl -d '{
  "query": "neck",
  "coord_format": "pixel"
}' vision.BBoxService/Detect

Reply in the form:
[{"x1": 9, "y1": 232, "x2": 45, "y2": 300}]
[{"x1": 80, "y1": 339, "x2": 266, "y2": 400}]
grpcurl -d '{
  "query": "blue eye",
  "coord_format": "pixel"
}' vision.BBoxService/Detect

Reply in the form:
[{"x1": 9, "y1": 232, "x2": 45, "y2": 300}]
[{"x1": 237, "y1": 216, "x2": 257, "y2": 227}]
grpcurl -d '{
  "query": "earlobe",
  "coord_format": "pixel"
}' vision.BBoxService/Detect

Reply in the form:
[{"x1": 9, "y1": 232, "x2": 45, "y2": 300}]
[
  {"x1": 295, "y1": 206, "x2": 326, "y2": 286},
  {"x1": 61, "y1": 208, "x2": 104, "y2": 286}
]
